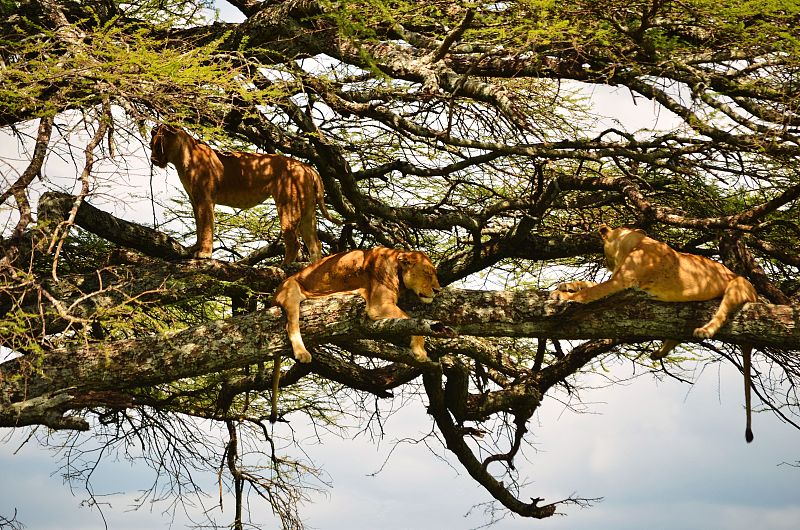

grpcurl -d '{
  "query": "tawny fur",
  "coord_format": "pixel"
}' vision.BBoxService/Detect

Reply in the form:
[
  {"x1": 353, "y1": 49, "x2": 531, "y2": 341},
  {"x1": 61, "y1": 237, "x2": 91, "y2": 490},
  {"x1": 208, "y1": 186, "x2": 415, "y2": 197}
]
[
  {"x1": 150, "y1": 125, "x2": 338, "y2": 263},
  {"x1": 269, "y1": 247, "x2": 441, "y2": 422},
  {"x1": 551, "y1": 225, "x2": 757, "y2": 442}
]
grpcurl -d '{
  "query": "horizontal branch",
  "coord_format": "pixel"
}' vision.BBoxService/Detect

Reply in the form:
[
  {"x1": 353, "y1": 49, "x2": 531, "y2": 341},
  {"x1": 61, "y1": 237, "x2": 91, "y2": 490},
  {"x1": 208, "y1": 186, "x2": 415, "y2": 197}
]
[
  {"x1": 0, "y1": 248, "x2": 288, "y2": 335},
  {"x1": 38, "y1": 191, "x2": 189, "y2": 260},
  {"x1": 2, "y1": 287, "x2": 798, "y2": 429},
  {"x1": 426, "y1": 289, "x2": 799, "y2": 348}
]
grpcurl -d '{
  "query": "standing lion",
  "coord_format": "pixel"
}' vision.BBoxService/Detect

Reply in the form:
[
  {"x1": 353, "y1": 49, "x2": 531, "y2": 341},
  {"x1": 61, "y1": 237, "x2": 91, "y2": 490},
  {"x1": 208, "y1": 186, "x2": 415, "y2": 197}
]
[{"x1": 150, "y1": 125, "x2": 339, "y2": 263}]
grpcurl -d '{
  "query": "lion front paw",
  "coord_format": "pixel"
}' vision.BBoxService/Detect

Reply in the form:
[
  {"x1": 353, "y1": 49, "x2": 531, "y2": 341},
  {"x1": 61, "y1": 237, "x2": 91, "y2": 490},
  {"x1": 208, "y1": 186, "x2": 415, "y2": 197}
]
[
  {"x1": 693, "y1": 325, "x2": 718, "y2": 339},
  {"x1": 549, "y1": 289, "x2": 573, "y2": 301},
  {"x1": 410, "y1": 336, "x2": 430, "y2": 362},
  {"x1": 412, "y1": 348, "x2": 430, "y2": 362},
  {"x1": 293, "y1": 349, "x2": 312, "y2": 363},
  {"x1": 549, "y1": 280, "x2": 596, "y2": 300},
  {"x1": 560, "y1": 280, "x2": 596, "y2": 292}
]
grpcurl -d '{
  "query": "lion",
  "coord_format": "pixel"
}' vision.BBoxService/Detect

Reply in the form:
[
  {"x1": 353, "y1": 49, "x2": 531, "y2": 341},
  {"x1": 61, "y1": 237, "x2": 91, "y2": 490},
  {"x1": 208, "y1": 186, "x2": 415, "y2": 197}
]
[
  {"x1": 550, "y1": 225, "x2": 758, "y2": 442},
  {"x1": 269, "y1": 247, "x2": 441, "y2": 422},
  {"x1": 150, "y1": 125, "x2": 339, "y2": 263}
]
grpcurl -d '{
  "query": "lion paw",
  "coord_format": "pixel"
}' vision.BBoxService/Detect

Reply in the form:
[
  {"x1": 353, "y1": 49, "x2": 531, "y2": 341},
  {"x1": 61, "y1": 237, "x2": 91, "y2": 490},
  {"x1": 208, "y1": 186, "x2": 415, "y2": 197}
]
[
  {"x1": 549, "y1": 289, "x2": 572, "y2": 301},
  {"x1": 411, "y1": 348, "x2": 430, "y2": 362},
  {"x1": 693, "y1": 325, "x2": 717, "y2": 339},
  {"x1": 293, "y1": 350, "x2": 312, "y2": 363},
  {"x1": 559, "y1": 280, "x2": 596, "y2": 292}
]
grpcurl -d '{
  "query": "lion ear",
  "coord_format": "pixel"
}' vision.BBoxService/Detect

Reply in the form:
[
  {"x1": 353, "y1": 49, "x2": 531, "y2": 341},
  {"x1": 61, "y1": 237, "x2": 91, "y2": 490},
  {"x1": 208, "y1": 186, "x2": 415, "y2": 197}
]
[
  {"x1": 397, "y1": 252, "x2": 413, "y2": 266},
  {"x1": 598, "y1": 225, "x2": 611, "y2": 238}
]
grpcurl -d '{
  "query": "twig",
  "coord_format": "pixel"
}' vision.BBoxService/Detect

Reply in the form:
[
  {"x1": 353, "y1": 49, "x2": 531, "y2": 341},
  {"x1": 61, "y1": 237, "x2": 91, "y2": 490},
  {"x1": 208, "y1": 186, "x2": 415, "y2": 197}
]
[
  {"x1": 1, "y1": 116, "x2": 54, "y2": 239},
  {"x1": 48, "y1": 101, "x2": 112, "y2": 281},
  {"x1": 428, "y1": 9, "x2": 476, "y2": 63}
]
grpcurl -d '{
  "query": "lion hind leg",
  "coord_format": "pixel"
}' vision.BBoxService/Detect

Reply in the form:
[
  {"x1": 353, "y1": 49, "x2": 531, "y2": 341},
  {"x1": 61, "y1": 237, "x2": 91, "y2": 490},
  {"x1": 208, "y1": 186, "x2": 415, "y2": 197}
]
[
  {"x1": 277, "y1": 204, "x2": 302, "y2": 265},
  {"x1": 694, "y1": 276, "x2": 757, "y2": 339},
  {"x1": 281, "y1": 228, "x2": 300, "y2": 265},
  {"x1": 299, "y1": 207, "x2": 322, "y2": 263},
  {"x1": 274, "y1": 279, "x2": 312, "y2": 363},
  {"x1": 311, "y1": 167, "x2": 341, "y2": 225}
]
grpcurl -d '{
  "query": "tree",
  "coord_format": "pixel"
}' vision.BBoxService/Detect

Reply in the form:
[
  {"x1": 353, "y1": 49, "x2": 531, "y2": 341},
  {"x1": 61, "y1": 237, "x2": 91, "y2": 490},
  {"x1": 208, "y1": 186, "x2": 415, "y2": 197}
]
[{"x1": 2, "y1": 0, "x2": 800, "y2": 527}]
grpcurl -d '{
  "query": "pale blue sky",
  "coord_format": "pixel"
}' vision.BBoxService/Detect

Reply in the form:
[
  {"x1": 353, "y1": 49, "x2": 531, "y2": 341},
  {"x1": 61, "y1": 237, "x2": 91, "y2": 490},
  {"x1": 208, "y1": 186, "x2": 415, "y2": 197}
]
[{"x1": 3, "y1": 360, "x2": 799, "y2": 530}]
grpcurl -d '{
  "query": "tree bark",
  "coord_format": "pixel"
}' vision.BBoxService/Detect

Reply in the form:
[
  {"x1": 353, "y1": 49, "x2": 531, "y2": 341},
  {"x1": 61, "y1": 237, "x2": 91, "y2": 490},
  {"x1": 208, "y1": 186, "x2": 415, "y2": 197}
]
[{"x1": 2, "y1": 287, "x2": 796, "y2": 429}]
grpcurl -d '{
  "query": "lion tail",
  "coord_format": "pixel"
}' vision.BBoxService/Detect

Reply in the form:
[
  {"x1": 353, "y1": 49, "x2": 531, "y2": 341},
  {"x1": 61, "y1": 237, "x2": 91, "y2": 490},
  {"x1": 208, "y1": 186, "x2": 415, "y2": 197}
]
[
  {"x1": 270, "y1": 353, "x2": 281, "y2": 423},
  {"x1": 743, "y1": 345, "x2": 754, "y2": 443},
  {"x1": 312, "y1": 168, "x2": 342, "y2": 225}
]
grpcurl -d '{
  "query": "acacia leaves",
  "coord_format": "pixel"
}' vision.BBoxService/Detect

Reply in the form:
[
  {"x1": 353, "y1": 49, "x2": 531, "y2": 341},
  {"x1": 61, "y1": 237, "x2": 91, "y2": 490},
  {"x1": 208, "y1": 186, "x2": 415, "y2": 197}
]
[{"x1": 0, "y1": 15, "x2": 260, "y2": 128}]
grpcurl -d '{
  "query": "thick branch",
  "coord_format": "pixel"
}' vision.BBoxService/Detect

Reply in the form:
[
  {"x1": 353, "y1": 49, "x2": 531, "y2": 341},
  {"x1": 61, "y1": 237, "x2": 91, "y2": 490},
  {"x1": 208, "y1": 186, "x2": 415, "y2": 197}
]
[
  {"x1": 38, "y1": 191, "x2": 188, "y2": 260},
  {"x1": 0, "y1": 249, "x2": 287, "y2": 333},
  {"x1": 2, "y1": 288, "x2": 797, "y2": 427},
  {"x1": 422, "y1": 367, "x2": 557, "y2": 518}
]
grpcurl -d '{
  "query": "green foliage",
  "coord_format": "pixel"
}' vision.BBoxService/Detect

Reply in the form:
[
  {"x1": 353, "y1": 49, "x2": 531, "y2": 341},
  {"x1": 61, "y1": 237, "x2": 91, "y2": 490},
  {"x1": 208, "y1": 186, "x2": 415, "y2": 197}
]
[
  {"x1": 0, "y1": 308, "x2": 45, "y2": 356},
  {"x1": 2, "y1": 1, "x2": 800, "y2": 526},
  {"x1": 118, "y1": 0, "x2": 219, "y2": 26},
  {"x1": 0, "y1": 16, "x2": 265, "y2": 126},
  {"x1": 0, "y1": 0, "x2": 18, "y2": 18}
]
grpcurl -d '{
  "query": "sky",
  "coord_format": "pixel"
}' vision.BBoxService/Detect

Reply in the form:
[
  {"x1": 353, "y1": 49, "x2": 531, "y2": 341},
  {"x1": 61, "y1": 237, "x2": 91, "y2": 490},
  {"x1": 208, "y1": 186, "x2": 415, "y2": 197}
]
[
  {"x1": 2, "y1": 360, "x2": 799, "y2": 530},
  {"x1": 1, "y1": 2, "x2": 800, "y2": 529}
]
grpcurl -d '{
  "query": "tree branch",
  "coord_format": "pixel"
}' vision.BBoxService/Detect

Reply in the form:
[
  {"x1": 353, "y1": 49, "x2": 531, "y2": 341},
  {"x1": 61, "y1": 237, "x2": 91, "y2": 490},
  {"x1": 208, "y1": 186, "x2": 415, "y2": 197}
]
[
  {"x1": 38, "y1": 191, "x2": 189, "y2": 260},
  {"x1": 422, "y1": 367, "x2": 558, "y2": 518},
  {"x1": 2, "y1": 287, "x2": 797, "y2": 427},
  {"x1": 0, "y1": 116, "x2": 53, "y2": 238},
  {"x1": 428, "y1": 8, "x2": 475, "y2": 63}
]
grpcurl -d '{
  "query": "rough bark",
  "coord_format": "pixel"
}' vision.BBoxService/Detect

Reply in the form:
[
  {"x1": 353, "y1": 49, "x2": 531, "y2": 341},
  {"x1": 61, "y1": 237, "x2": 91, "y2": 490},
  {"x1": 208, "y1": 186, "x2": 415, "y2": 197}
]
[
  {"x1": 2, "y1": 287, "x2": 795, "y2": 429},
  {"x1": 38, "y1": 191, "x2": 189, "y2": 260},
  {"x1": 2, "y1": 1, "x2": 800, "y2": 525}
]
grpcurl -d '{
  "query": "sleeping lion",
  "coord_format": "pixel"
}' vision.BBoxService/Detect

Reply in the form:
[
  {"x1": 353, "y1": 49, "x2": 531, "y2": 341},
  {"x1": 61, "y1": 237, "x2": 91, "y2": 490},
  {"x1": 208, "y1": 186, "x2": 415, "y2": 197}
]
[
  {"x1": 268, "y1": 247, "x2": 442, "y2": 422},
  {"x1": 273, "y1": 247, "x2": 442, "y2": 363}
]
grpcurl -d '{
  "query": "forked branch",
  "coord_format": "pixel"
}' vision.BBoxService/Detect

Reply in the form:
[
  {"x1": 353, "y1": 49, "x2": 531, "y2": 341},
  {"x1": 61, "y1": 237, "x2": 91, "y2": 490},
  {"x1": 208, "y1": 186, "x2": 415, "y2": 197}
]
[{"x1": 422, "y1": 367, "x2": 559, "y2": 518}]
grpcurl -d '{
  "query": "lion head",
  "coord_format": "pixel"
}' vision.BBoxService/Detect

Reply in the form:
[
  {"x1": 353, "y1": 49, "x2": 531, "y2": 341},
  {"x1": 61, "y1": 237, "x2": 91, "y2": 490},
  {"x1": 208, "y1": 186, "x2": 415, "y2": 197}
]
[
  {"x1": 149, "y1": 125, "x2": 173, "y2": 168},
  {"x1": 397, "y1": 251, "x2": 441, "y2": 303},
  {"x1": 598, "y1": 225, "x2": 647, "y2": 271}
]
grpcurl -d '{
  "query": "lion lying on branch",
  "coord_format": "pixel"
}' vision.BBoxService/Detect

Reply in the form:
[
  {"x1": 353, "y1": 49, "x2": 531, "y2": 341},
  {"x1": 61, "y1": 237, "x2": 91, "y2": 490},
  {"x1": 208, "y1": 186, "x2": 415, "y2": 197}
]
[
  {"x1": 273, "y1": 247, "x2": 442, "y2": 363},
  {"x1": 150, "y1": 125, "x2": 339, "y2": 263},
  {"x1": 551, "y1": 225, "x2": 758, "y2": 442},
  {"x1": 269, "y1": 247, "x2": 441, "y2": 422}
]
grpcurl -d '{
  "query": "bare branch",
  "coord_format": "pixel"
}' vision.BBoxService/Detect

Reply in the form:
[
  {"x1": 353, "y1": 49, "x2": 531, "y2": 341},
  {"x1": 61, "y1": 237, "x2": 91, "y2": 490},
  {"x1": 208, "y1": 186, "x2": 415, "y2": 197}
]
[
  {"x1": 0, "y1": 116, "x2": 53, "y2": 238},
  {"x1": 428, "y1": 8, "x2": 475, "y2": 63}
]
